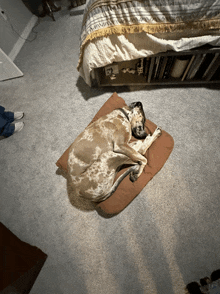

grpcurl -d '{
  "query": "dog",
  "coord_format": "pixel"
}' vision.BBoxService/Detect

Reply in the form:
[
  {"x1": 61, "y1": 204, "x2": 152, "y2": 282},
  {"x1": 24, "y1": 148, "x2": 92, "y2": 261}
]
[{"x1": 67, "y1": 102, "x2": 161, "y2": 203}]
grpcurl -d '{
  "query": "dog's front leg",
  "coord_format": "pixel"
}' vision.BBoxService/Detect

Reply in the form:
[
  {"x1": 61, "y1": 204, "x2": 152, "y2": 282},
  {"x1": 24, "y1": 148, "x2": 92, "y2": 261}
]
[
  {"x1": 138, "y1": 127, "x2": 162, "y2": 155},
  {"x1": 127, "y1": 127, "x2": 162, "y2": 181}
]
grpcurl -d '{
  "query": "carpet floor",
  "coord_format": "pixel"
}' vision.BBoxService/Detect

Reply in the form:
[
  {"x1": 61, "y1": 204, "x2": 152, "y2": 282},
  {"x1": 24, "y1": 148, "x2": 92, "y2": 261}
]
[{"x1": 1, "y1": 4, "x2": 220, "y2": 294}]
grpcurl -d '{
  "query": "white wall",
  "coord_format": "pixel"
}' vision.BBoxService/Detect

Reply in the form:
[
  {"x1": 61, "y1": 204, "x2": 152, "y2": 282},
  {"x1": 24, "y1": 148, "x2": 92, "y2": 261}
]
[{"x1": 0, "y1": 0, "x2": 35, "y2": 57}]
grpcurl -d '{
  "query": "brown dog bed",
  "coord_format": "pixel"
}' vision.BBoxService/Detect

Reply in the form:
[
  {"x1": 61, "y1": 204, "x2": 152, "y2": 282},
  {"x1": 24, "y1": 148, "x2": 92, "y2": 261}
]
[{"x1": 56, "y1": 92, "x2": 174, "y2": 216}]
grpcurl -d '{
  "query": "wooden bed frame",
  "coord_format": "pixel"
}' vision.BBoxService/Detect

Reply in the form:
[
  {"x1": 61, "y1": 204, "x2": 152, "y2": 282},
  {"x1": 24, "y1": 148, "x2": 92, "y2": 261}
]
[{"x1": 93, "y1": 45, "x2": 220, "y2": 87}]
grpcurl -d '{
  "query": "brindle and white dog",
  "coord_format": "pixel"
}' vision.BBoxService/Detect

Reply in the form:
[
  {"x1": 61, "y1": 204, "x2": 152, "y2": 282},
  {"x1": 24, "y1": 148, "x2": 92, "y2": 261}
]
[{"x1": 68, "y1": 102, "x2": 161, "y2": 203}]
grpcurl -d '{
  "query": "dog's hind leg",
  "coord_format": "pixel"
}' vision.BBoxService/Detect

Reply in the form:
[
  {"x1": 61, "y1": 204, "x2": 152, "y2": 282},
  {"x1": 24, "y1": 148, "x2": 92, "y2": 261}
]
[{"x1": 94, "y1": 165, "x2": 139, "y2": 202}]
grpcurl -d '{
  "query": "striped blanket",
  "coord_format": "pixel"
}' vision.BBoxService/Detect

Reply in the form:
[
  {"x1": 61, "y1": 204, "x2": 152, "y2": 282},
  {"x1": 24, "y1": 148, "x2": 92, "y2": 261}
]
[{"x1": 78, "y1": 0, "x2": 220, "y2": 68}]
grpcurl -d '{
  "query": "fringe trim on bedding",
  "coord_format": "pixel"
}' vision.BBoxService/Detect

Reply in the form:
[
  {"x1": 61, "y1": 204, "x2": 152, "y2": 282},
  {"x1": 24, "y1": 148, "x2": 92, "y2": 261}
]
[{"x1": 77, "y1": 17, "x2": 220, "y2": 71}]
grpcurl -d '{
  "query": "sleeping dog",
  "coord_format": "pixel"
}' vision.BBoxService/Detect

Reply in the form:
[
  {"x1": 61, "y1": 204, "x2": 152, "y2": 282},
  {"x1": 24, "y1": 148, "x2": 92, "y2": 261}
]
[{"x1": 68, "y1": 102, "x2": 161, "y2": 202}]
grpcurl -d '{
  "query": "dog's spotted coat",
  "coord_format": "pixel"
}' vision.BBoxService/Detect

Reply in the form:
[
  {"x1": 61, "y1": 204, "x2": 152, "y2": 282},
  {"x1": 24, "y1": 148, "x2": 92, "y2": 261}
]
[{"x1": 68, "y1": 102, "x2": 161, "y2": 202}]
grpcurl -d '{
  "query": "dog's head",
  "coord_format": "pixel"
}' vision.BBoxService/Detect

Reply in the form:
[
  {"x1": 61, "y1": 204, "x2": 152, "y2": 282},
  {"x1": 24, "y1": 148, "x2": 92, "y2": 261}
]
[{"x1": 128, "y1": 102, "x2": 147, "y2": 139}]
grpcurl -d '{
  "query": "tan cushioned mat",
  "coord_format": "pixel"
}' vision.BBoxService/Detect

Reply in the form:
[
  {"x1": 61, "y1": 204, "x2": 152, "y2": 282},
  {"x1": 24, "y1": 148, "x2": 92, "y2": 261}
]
[{"x1": 56, "y1": 92, "x2": 174, "y2": 216}]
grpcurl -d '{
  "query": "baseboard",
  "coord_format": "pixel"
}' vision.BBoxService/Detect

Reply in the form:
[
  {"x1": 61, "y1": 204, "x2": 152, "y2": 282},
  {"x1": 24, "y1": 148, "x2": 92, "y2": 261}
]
[
  {"x1": 8, "y1": 15, "x2": 38, "y2": 61},
  {"x1": 70, "y1": 3, "x2": 86, "y2": 15}
]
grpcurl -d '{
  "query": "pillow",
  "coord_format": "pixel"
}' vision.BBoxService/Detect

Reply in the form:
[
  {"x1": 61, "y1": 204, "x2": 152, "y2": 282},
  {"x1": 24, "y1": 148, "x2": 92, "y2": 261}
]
[{"x1": 56, "y1": 92, "x2": 174, "y2": 216}]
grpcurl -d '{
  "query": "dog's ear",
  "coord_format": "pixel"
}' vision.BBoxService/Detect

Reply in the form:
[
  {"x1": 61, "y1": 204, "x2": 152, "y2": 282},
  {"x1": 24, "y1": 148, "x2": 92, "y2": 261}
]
[
  {"x1": 129, "y1": 102, "x2": 143, "y2": 109},
  {"x1": 135, "y1": 102, "x2": 143, "y2": 109},
  {"x1": 129, "y1": 102, "x2": 146, "y2": 119}
]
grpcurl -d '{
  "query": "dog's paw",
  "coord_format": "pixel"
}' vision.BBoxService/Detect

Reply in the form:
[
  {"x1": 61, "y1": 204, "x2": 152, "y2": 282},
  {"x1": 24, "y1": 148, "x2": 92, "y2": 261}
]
[
  {"x1": 129, "y1": 165, "x2": 140, "y2": 182},
  {"x1": 130, "y1": 173, "x2": 138, "y2": 182},
  {"x1": 155, "y1": 126, "x2": 162, "y2": 136}
]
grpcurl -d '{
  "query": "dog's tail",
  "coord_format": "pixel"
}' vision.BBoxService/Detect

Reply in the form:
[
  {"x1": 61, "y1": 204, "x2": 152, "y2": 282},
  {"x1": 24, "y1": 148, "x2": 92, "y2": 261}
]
[{"x1": 94, "y1": 165, "x2": 139, "y2": 203}]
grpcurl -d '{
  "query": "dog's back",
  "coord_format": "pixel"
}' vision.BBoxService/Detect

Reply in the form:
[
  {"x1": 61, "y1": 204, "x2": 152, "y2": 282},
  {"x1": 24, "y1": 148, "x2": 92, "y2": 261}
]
[
  {"x1": 67, "y1": 109, "x2": 131, "y2": 184},
  {"x1": 67, "y1": 103, "x2": 158, "y2": 202}
]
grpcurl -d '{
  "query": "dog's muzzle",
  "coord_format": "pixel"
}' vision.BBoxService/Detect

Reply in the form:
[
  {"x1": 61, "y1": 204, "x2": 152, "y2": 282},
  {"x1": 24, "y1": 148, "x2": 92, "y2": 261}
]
[{"x1": 132, "y1": 125, "x2": 147, "y2": 139}]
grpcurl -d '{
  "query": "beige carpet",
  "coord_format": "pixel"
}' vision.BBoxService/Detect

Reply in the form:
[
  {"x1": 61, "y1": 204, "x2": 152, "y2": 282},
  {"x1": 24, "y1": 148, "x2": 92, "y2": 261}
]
[{"x1": 1, "y1": 3, "x2": 220, "y2": 294}]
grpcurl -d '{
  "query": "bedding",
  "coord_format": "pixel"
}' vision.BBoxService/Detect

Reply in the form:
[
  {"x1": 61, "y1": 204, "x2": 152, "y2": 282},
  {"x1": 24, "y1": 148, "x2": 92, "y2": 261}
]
[{"x1": 77, "y1": 0, "x2": 220, "y2": 85}]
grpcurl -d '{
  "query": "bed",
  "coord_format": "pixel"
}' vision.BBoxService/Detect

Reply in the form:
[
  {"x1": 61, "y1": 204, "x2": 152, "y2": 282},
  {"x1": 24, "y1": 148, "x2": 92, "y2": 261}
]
[{"x1": 77, "y1": 0, "x2": 220, "y2": 86}]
